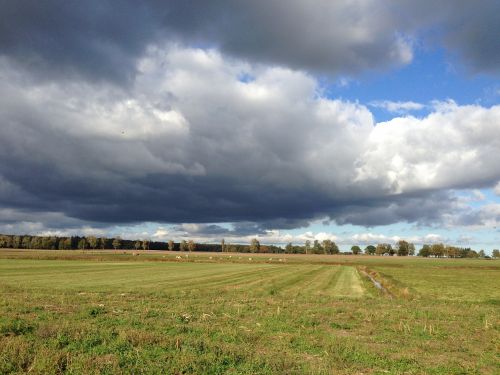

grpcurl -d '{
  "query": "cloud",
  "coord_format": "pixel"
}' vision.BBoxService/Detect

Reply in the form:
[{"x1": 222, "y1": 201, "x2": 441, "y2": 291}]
[
  {"x1": 495, "y1": 182, "x2": 500, "y2": 196},
  {"x1": 1, "y1": 1, "x2": 498, "y2": 84},
  {"x1": 403, "y1": 0, "x2": 500, "y2": 75},
  {"x1": 174, "y1": 224, "x2": 232, "y2": 236},
  {"x1": 329, "y1": 191, "x2": 460, "y2": 227},
  {"x1": 471, "y1": 190, "x2": 486, "y2": 202},
  {"x1": 0, "y1": 1, "x2": 160, "y2": 84},
  {"x1": 450, "y1": 203, "x2": 500, "y2": 228},
  {"x1": 0, "y1": 206, "x2": 107, "y2": 237},
  {"x1": 355, "y1": 100, "x2": 500, "y2": 195},
  {"x1": 0, "y1": 48, "x2": 371, "y2": 228},
  {"x1": 348, "y1": 232, "x2": 445, "y2": 246},
  {"x1": 369, "y1": 100, "x2": 424, "y2": 114},
  {"x1": 172, "y1": 220, "x2": 313, "y2": 239},
  {"x1": 0, "y1": 46, "x2": 500, "y2": 234},
  {"x1": 0, "y1": 1, "x2": 415, "y2": 81}
]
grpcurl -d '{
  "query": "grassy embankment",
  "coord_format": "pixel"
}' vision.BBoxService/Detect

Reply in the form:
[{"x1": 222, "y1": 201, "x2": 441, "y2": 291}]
[{"x1": 0, "y1": 249, "x2": 498, "y2": 374}]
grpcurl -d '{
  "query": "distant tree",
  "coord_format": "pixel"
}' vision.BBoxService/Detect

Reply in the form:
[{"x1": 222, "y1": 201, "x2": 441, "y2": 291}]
[
  {"x1": 430, "y1": 243, "x2": 445, "y2": 257},
  {"x1": 312, "y1": 240, "x2": 323, "y2": 254},
  {"x1": 112, "y1": 237, "x2": 121, "y2": 250},
  {"x1": 466, "y1": 249, "x2": 479, "y2": 258},
  {"x1": 446, "y1": 246, "x2": 459, "y2": 258},
  {"x1": 351, "y1": 245, "x2": 361, "y2": 255},
  {"x1": 419, "y1": 244, "x2": 431, "y2": 257},
  {"x1": 98, "y1": 237, "x2": 106, "y2": 249},
  {"x1": 304, "y1": 240, "x2": 311, "y2": 255},
  {"x1": 78, "y1": 238, "x2": 87, "y2": 250},
  {"x1": 408, "y1": 243, "x2": 415, "y2": 256},
  {"x1": 21, "y1": 236, "x2": 31, "y2": 249},
  {"x1": 322, "y1": 239, "x2": 337, "y2": 254},
  {"x1": 396, "y1": 240, "x2": 413, "y2": 256},
  {"x1": 58, "y1": 238, "x2": 65, "y2": 250},
  {"x1": 59, "y1": 237, "x2": 72, "y2": 250},
  {"x1": 40, "y1": 236, "x2": 49, "y2": 249},
  {"x1": 180, "y1": 240, "x2": 188, "y2": 252},
  {"x1": 250, "y1": 238, "x2": 260, "y2": 253},
  {"x1": 221, "y1": 238, "x2": 226, "y2": 252},
  {"x1": 375, "y1": 244, "x2": 387, "y2": 255},
  {"x1": 478, "y1": 250, "x2": 486, "y2": 258},
  {"x1": 285, "y1": 242, "x2": 293, "y2": 254},
  {"x1": 332, "y1": 242, "x2": 340, "y2": 254},
  {"x1": 268, "y1": 245, "x2": 283, "y2": 254},
  {"x1": 41, "y1": 236, "x2": 56, "y2": 250},
  {"x1": 30, "y1": 236, "x2": 41, "y2": 249},
  {"x1": 374, "y1": 243, "x2": 393, "y2": 256},
  {"x1": 364, "y1": 245, "x2": 376, "y2": 255},
  {"x1": 493, "y1": 249, "x2": 500, "y2": 258},
  {"x1": 87, "y1": 236, "x2": 97, "y2": 250},
  {"x1": 187, "y1": 240, "x2": 196, "y2": 252},
  {"x1": 12, "y1": 236, "x2": 21, "y2": 249},
  {"x1": 142, "y1": 240, "x2": 149, "y2": 251},
  {"x1": 134, "y1": 241, "x2": 141, "y2": 251},
  {"x1": 388, "y1": 244, "x2": 395, "y2": 256},
  {"x1": 0, "y1": 235, "x2": 10, "y2": 248}
]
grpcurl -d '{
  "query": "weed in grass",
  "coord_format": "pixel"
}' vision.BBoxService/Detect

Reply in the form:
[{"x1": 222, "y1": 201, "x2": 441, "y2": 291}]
[{"x1": 0, "y1": 318, "x2": 35, "y2": 336}]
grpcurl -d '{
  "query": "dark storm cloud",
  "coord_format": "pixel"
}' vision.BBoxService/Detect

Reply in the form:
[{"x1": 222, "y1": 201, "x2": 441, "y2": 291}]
[
  {"x1": 1, "y1": 0, "x2": 498, "y2": 83},
  {"x1": 0, "y1": 1, "x2": 404, "y2": 81},
  {"x1": 174, "y1": 219, "x2": 320, "y2": 239},
  {"x1": 0, "y1": 1, "x2": 163, "y2": 83},
  {"x1": 173, "y1": 223, "x2": 267, "y2": 238},
  {"x1": 399, "y1": 0, "x2": 500, "y2": 75},
  {"x1": 330, "y1": 191, "x2": 459, "y2": 227}
]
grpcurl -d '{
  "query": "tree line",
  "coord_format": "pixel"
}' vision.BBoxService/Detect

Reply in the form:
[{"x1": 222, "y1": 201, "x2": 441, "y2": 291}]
[
  {"x1": 0, "y1": 234, "x2": 497, "y2": 258},
  {"x1": 0, "y1": 234, "x2": 202, "y2": 252}
]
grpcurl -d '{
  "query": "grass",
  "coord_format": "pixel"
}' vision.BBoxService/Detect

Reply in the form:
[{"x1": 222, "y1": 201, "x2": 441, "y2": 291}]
[{"x1": 0, "y1": 250, "x2": 498, "y2": 374}]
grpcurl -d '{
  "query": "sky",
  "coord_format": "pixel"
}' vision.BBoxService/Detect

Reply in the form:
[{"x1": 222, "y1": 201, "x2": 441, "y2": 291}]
[{"x1": 0, "y1": 1, "x2": 499, "y2": 252}]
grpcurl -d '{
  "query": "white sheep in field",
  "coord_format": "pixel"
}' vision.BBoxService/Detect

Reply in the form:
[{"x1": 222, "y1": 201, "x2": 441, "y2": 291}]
[
  {"x1": 175, "y1": 255, "x2": 182, "y2": 259},
  {"x1": 248, "y1": 257, "x2": 252, "y2": 261}
]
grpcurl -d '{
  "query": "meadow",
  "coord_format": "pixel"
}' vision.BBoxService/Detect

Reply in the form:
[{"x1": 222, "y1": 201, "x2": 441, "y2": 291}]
[{"x1": 0, "y1": 250, "x2": 498, "y2": 374}]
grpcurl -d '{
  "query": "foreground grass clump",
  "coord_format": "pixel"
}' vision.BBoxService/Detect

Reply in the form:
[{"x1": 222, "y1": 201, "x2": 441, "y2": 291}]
[{"x1": 0, "y1": 251, "x2": 498, "y2": 374}]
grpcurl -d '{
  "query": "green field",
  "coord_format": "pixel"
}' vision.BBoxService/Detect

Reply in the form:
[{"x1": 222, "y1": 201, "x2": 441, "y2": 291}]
[{"x1": 0, "y1": 251, "x2": 498, "y2": 374}]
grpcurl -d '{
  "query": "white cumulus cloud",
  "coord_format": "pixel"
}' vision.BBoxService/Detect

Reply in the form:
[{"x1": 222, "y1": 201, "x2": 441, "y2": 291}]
[{"x1": 369, "y1": 100, "x2": 425, "y2": 114}]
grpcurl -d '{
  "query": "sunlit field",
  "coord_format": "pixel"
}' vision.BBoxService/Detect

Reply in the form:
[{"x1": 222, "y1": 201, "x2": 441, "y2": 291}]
[{"x1": 0, "y1": 250, "x2": 498, "y2": 374}]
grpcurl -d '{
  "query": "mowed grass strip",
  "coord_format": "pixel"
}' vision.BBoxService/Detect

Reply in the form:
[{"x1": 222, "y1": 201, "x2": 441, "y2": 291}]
[
  {"x1": 0, "y1": 260, "x2": 361, "y2": 298},
  {"x1": 331, "y1": 266, "x2": 364, "y2": 298},
  {"x1": 0, "y1": 259, "x2": 278, "y2": 292}
]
